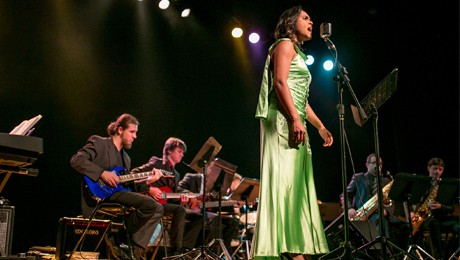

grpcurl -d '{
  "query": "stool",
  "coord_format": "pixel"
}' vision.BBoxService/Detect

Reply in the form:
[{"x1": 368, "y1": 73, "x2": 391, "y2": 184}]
[
  {"x1": 149, "y1": 214, "x2": 173, "y2": 260},
  {"x1": 70, "y1": 202, "x2": 135, "y2": 260}
]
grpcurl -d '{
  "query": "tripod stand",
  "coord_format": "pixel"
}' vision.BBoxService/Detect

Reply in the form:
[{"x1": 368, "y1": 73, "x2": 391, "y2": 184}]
[
  {"x1": 206, "y1": 159, "x2": 237, "y2": 260},
  {"x1": 319, "y1": 27, "x2": 372, "y2": 260},
  {"x1": 387, "y1": 173, "x2": 435, "y2": 260},
  {"x1": 230, "y1": 178, "x2": 260, "y2": 260},
  {"x1": 350, "y1": 70, "x2": 417, "y2": 260}
]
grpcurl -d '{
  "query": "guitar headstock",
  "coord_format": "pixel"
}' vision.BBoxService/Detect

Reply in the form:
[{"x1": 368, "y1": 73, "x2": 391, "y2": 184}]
[{"x1": 159, "y1": 169, "x2": 175, "y2": 178}]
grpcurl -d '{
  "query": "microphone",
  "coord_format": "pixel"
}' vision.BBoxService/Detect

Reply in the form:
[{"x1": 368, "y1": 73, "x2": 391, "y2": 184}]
[
  {"x1": 320, "y1": 23, "x2": 332, "y2": 39},
  {"x1": 319, "y1": 22, "x2": 336, "y2": 51}
]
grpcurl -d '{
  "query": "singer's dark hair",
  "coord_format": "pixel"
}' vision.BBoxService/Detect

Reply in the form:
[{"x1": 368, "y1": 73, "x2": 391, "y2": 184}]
[
  {"x1": 107, "y1": 114, "x2": 139, "y2": 136},
  {"x1": 274, "y1": 6, "x2": 305, "y2": 42}
]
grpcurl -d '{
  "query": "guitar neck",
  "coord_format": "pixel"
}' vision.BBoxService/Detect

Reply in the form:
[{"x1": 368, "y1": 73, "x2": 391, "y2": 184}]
[
  {"x1": 198, "y1": 200, "x2": 237, "y2": 208},
  {"x1": 118, "y1": 169, "x2": 173, "y2": 183},
  {"x1": 162, "y1": 193, "x2": 201, "y2": 200}
]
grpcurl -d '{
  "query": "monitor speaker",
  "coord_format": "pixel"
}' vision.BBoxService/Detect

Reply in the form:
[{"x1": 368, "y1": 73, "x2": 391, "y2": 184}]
[
  {"x1": 324, "y1": 213, "x2": 379, "y2": 252},
  {"x1": 55, "y1": 217, "x2": 111, "y2": 260},
  {"x1": 0, "y1": 206, "x2": 14, "y2": 257}
]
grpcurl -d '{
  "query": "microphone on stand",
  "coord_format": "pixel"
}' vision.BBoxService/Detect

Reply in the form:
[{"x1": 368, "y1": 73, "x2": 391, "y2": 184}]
[
  {"x1": 320, "y1": 22, "x2": 332, "y2": 39},
  {"x1": 320, "y1": 22, "x2": 336, "y2": 51}
]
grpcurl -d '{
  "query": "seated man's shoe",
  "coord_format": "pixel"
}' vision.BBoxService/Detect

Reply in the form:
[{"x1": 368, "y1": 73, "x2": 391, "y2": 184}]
[
  {"x1": 105, "y1": 233, "x2": 130, "y2": 260},
  {"x1": 133, "y1": 245, "x2": 147, "y2": 260}
]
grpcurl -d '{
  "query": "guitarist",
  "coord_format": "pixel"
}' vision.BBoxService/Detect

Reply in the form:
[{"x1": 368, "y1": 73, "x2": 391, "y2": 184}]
[
  {"x1": 70, "y1": 114, "x2": 164, "y2": 260},
  {"x1": 131, "y1": 137, "x2": 202, "y2": 255}
]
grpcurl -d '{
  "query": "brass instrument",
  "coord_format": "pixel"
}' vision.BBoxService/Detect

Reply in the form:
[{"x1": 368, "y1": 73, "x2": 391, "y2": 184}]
[
  {"x1": 350, "y1": 176, "x2": 394, "y2": 221},
  {"x1": 411, "y1": 178, "x2": 440, "y2": 235}
]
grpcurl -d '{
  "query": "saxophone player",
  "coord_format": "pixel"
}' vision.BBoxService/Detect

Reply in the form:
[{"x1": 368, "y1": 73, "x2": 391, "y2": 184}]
[
  {"x1": 346, "y1": 153, "x2": 393, "y2": 237},
  {"x1": 410, "y1": 157, "x2": 459, "y2": 259}
]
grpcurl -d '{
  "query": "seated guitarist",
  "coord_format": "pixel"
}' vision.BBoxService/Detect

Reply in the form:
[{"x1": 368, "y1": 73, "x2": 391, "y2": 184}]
[
  {"x1": 132, "y1": 137, "x2": 202, "y2": 255},
  {"x1": 70, "y1": 113, "x2": 164, "y2": 260}
]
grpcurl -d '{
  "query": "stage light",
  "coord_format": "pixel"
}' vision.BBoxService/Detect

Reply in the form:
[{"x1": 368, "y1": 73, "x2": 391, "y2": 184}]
[
  {"x1": 306, "y1": 55, "x2": 314, "y2": 66},
  {"x1": 158, "y1": 0, "x2": 169, "y2": 9},
  {"x1": 248, "y1": 32, "x2": 260, "y2": 44},
  {"x1": 323, "y1": 60, "x2": 334, "y2": 71},
  {"x1": 180, "y1": 8, "x2": 190, "y2": 17},
  {"x1": 232, "y1": 27, "x2": 243, "y2": 38}
]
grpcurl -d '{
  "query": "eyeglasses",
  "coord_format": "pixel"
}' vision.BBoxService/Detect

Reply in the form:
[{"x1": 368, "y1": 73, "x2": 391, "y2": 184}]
[{"x1": 368, "y1": 161, "x2": 382, "y2": 165}]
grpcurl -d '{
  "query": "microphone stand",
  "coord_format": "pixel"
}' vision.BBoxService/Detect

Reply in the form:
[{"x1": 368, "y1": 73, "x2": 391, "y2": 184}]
[{"x1": 319, "y1": 34, "x2": 371, "y2": 260}]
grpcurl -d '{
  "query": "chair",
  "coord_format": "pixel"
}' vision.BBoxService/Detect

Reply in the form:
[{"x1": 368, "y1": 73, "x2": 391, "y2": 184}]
[{"x1": 149, "y1": 214, "x2": 173, "y2": 260}]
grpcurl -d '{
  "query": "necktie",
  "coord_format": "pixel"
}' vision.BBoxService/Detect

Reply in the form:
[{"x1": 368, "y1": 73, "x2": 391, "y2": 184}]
[{"x1": 371, "y1": 175, "x2": 378, "y2": 196}]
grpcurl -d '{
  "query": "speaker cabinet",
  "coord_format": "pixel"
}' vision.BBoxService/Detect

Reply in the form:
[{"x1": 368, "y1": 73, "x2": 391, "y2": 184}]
[
  {"x1": 55, "y1": 217, "x2": 111, "y2": 260},
  {"x1": 0, "y1": 206, "x2": 14, "y2": 257},
  {"x1": 324, "y1": 213, "x2": 378, "y2": 252}
]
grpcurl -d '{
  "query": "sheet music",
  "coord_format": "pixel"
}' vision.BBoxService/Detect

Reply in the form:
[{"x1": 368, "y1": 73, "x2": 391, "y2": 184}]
[{"x1": 9, "y1": 115, "x2": 42, "y2": 136}]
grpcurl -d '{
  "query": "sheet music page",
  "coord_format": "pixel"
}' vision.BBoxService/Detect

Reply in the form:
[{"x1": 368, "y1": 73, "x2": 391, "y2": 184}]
[{"x1": 9, "y1": 114, "x2": 42, "y2": 136}]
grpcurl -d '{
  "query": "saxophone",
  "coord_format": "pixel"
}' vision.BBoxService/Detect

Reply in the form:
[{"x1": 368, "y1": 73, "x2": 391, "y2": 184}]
[
  {"x1": 411, "y1": 178, "x2": 440, "y2": 235},
  {"x1": 350, "y1": 175, "x2": 394, "y2": 221}
]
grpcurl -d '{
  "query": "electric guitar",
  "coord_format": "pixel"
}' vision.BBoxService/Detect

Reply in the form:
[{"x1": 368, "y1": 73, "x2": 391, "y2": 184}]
[
  {"x1": 84, "y1": 166, "x2": 174, "y2": 199},
  {"x1": 156, "y1": 186, "x2": 201, "y2": 205},
  {"x1": 198, "y1": 200, "x2": 238, "y2": 209}
]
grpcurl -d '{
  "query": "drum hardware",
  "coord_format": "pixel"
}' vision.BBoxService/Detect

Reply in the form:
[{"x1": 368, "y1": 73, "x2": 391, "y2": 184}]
[{"x1": 229, "y1": 178, "x2": 260, "y2": 260}]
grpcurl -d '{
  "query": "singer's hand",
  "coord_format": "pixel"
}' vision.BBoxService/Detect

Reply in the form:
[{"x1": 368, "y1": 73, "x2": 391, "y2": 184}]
[
  {"x1": 319, "y1": 127, "x2": 333, "y2": 147},
  {"x1": 289, "y1": 119, "x2": 306, "y2": 149}
]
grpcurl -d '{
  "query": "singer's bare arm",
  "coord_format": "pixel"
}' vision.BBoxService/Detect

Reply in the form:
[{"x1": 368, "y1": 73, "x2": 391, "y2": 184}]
[
  {"x1": 306, "y1": 104, "x2": 333, "y2": 147},
  {"x1": 272, "y1": 40, "x2": 306, "y2": 147}
]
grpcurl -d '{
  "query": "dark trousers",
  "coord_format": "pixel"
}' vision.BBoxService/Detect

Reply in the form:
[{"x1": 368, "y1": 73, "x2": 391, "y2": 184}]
[
  {"x1": 105, "y1": 191, "x2": 164, "y2": 249},
  {"x1": 163, "y1": 203, "x2": 203, "y2": 250},
  {"x1": 207, "y1": 216, "x2": 240, "y2": 250}
]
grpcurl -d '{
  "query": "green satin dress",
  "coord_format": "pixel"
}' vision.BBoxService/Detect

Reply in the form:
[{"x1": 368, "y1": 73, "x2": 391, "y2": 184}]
[{"x1": 251, "y1": 38, "x2": 329, "y2": 259}]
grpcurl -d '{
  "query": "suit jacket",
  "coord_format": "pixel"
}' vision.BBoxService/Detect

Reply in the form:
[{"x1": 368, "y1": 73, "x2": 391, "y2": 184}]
[
  {"x1": 346, "y1": 171, "x2": 391, "y2": 210},
  {"x1": 131, "y1": 156, "x2": 181, "y2": 193},
  {"x1": 70, "y1": 135, "x2": 130, "y2": 216},
  {"x1": 178, "y1": 173, "x2": 203, "y2": 193}
]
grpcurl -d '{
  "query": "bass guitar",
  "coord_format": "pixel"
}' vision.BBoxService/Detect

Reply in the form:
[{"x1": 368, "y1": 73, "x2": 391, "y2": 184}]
[{"x1": 84, "y1": 166, "x2": 173, "y2": 199}]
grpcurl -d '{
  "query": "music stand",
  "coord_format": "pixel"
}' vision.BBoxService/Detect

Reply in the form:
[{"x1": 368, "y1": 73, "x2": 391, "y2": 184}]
[
  {"x1": 189, "y1": 137, "x2": 222, "y2": 173},
  {"x1": 205, "y1": 158, "x2": 237, "y2": 259},
  {"x1": 385, "y1": 173, "x2": 435, "y2": 259},
  {"x1": 165, "y1": 137, "x2": 224, "y2": 260},
  {"x1": 346, "y1": 68, "x2": 416, "y2": 260},
  {"x1": 229, "y1": 178, "x2": 260, "y2": 260}
]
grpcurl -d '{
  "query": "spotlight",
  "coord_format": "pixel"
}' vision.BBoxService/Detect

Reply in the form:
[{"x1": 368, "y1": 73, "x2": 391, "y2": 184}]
[
  {"x1": 232, "y1": 27, "x2": 243, "y2": 38},
  {"x1": 248, "y1": 32, "x2": 260, "y2": 44},
  {"x1": 323, "y1": 60, "x2": 334, "y2": 71},
  {"x1": 180, "y1": 8, "x2": 190, "y2": 17},
  {"x1": 158, "y1": 0, "x2": 170, "y2": 9},
  {"x1": 306, "y1": 55, "x2": 314, "y2": 66}
]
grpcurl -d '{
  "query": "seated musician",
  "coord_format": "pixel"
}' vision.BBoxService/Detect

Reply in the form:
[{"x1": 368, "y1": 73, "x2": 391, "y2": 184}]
[
  {"x1": 410, "y1": 158, "x2": 459, "y2": 259},
  {"x1": 132, "y1": 137, "x2": 202, "y2": 255},
  {"x1": 178, "y1": 161, "x2": 240, "y2": 251},
  {"x1": 346, "y1": 153, "x2": 393, "y2": 237}
]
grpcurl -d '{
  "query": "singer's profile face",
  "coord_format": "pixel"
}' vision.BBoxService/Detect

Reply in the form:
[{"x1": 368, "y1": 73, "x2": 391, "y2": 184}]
[{"x1": 295, "y1": 10, "x2": 313, "y2": 42}]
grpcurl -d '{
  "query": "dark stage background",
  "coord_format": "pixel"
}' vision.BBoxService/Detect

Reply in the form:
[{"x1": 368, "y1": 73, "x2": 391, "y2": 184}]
[{"x1": 0, "y1": 0, "x2": 458, "y2": 254}]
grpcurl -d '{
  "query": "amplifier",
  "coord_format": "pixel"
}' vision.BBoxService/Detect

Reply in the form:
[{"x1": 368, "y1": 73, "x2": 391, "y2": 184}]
[
  {"x1": 324, "y1": 213, "x2": 376, "y2": 254},
  {"x1": 55, "y1": 217, "x2": 111, "y2": 260},
  {"x1": 0, "y1": 206, "x2": 14, "y2": 257}
]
